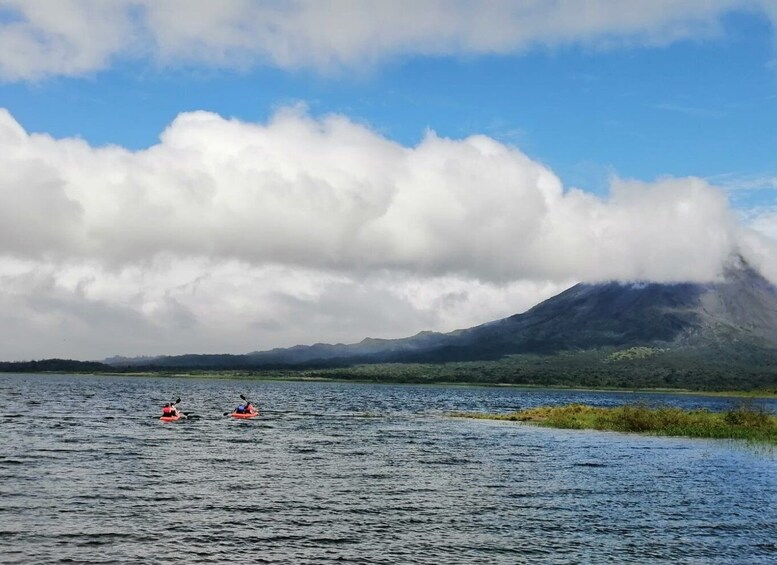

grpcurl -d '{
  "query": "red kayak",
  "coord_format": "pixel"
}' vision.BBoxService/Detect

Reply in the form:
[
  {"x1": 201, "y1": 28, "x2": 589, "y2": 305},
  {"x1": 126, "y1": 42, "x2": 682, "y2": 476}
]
[
  {"x1": 159, "y1": 414, "x2": 184, "y2": 422},
  {"x1": 230, "y1": 409, "x2": 259, "y2": 419}
]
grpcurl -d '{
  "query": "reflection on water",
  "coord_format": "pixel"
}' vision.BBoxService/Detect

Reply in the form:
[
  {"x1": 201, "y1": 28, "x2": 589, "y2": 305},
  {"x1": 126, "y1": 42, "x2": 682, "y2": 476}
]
[{"x1": 1, "y1": 374, "x2": 776, "y2": 564}]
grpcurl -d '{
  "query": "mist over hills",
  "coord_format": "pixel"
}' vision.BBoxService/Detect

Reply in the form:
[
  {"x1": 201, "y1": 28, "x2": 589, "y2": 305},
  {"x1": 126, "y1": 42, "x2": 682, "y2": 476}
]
[{"x1": 101, "y1": 256, "x2": 777, "y2": 373}]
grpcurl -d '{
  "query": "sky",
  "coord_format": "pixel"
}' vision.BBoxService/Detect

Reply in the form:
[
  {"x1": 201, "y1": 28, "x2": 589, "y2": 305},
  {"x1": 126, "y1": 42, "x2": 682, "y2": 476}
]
[{"x1": 0, "y1": 0, "x2": 776, "y2": 362}]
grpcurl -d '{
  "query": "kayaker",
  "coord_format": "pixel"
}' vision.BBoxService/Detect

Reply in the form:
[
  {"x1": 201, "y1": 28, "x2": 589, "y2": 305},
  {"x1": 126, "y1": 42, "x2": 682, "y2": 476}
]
[
  {"x1": 234, "y1": 401, "x2": 254, "y2": 414},
  {"x1": 162, "y1": 402, "x2": 180, "y2": 417}
]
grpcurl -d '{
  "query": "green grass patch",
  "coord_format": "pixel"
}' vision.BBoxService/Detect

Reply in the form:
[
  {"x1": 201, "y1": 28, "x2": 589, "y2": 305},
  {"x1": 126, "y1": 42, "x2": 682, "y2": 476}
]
[{"x1": 451, "y1": 403, "x2": 777, "y2": 443}]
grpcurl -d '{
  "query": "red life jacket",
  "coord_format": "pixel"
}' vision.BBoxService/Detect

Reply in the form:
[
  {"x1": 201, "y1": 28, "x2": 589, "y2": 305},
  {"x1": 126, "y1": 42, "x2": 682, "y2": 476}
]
[{"x1": 162, "y1": 405, "x2": 173, "y2": 416}]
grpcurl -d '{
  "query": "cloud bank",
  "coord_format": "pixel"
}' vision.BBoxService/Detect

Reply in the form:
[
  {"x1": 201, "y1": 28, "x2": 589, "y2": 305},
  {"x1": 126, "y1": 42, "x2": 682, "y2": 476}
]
[
  {"x1": 1, "y1": 106, "x2": 775, "y2": 360},
  {"x1": 0, "y1": 106, "x2": 749, "y2": 282},
  {"x1": 0, "y1": 0, "x2": 775, "y2": 81}
]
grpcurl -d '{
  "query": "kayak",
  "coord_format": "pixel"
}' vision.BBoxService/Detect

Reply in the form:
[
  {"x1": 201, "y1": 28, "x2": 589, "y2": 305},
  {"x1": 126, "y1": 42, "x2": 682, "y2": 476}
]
[
  {"x1": 230, "y1": 410, "x2": 259, "y2": 419},
  {"x1": 159, "y1": 414, "x2": 183, "y2": 422}
]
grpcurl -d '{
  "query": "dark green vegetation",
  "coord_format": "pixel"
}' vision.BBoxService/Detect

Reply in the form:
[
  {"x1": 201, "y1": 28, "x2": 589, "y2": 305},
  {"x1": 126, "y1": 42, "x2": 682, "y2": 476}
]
[
  {"x1": 453, "y1": 403, "x2": 777, "y2": 444},
  {"x1": 0, "y1": 359, "x2": 111, "y2": 373},
  {"x1": 295, "y1": 346, "x2": 777, "y2": 392},
  {"x1": 3, "y1": 346, "x2": 777, "y2": 394}
]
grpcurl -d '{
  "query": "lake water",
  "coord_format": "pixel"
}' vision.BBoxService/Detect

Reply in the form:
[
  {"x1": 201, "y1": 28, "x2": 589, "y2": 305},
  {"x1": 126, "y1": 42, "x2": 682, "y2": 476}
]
[{"x1": 1, "y1": 373, "x2": 776, "y2": 564}]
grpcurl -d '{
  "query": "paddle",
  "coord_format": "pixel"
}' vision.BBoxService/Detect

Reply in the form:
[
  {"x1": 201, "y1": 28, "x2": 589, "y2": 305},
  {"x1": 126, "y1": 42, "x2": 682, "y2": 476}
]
[
  {"x1": 173, "y1": 398, "x2": 190, "y2": 417},
  {"x1": 241, "y1": 394, "x2": 257, "y2": 408},
  {"x1": 223, "y1": 394, "x2": 255, "y2": 416},
  {"x1": 224, "y1": 397, "x2": 240, "y2": 416},
  {"x1": 241, "y1": 394, "x2": 258, "y2": 414}
]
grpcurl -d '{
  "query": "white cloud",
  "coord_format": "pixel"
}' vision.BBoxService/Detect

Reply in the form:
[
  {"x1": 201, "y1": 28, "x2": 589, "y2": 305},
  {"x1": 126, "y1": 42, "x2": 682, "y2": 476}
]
[
  {"x1": 0, "y1": 0, "x2": 775, "y2": 80},
  {"x1": 0, "y1": 106, "x2": 751, "y2": 282},
  {"x1": 745, "y1": 207, "x2": 777, "y2": 242},
  {"x1": 0, "y1": 105, "x2": 775, "y2": 360},
  {"x1": 708, "y1": 173, "x2": 777, "y2": 192},
  {"x1": 0, "y1": 256, "x2": 572, "y2": 361},
  {"x1": 0, "y1": 0, "x2": 133, "y2": 81}
]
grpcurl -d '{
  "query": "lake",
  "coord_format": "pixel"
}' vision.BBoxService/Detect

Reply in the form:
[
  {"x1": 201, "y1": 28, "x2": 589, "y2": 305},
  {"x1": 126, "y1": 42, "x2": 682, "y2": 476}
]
[{"x1": 1, "y1": 373, "x2": 776, "y2": 564}]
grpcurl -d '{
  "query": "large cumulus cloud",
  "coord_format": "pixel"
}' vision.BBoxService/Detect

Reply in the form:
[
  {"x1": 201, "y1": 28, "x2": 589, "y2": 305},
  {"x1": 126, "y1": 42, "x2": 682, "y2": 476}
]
[
  {"x1": 0, "y1": 106, "x2": 774, "y2": 360},
  {"x1": 0, "y1": 106, "x2": 747, "y2": 282},
  {"x1": 0, "y1": 0, "x2": 775, "y2": 81}
]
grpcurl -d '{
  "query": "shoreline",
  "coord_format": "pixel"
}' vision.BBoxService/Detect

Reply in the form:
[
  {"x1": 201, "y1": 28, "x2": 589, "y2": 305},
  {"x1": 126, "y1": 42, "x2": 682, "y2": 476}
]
[{"x1": 4, "y1": 370, "x2": 777, "y2": 399}]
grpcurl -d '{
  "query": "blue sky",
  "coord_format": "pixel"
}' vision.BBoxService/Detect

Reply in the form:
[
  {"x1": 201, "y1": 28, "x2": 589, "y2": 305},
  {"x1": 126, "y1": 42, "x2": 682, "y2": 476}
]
[
  {"x1": 3, "y1": 8, "x2": 775, "y2": 202},
  {"x1": 0, "y1": 1, "x2": 776, "y2": 360}
]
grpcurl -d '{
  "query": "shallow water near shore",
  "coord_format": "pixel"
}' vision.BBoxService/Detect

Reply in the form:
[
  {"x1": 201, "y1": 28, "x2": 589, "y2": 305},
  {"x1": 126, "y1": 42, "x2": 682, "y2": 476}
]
[{"x1": 1, "y1": 373, "x2": 776, "y2": 564}]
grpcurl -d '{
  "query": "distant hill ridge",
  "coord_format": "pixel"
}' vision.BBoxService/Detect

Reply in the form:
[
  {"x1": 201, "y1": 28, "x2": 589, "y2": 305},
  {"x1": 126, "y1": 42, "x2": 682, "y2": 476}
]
[{"x1": 104, "y1": 255, "x2": 777, "y2": 369}]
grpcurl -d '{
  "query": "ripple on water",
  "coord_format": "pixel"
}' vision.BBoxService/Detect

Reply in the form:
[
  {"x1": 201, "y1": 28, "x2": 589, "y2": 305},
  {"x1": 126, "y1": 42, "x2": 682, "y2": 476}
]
[{"x1": 1, "y1": 374, "x2": 776, "y2": 564}]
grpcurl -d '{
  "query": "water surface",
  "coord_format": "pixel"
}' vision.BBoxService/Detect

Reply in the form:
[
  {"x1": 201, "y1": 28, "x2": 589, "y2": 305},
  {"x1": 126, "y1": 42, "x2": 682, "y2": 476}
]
[{"x1": 1, "y1": 374, "x2": 775, "y2": 564}]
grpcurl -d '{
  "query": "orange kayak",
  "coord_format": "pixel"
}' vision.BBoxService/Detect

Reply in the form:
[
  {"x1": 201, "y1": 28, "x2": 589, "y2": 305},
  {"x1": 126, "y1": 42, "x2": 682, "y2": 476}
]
[
  {"x1": 230, "y1": 410, "x2": 259, "y2": 419},
  {"x1": 159, "y1": 414, "x2": 183, "y2": 422}
]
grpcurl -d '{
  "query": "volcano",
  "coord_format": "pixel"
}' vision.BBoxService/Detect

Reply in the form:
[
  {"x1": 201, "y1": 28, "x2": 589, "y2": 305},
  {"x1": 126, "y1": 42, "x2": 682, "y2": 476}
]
[{"x1": 107, "y1": 256, "x2": 777, "y2": 369}]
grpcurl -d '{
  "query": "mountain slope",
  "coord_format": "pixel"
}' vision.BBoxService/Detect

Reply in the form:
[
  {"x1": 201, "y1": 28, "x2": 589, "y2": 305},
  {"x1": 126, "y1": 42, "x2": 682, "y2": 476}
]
[
  {"x1": 450, "y1": 257, "x2": 777, "y2": 356},
  {"x1": 106, "y1": 257, "x2": 777, "y2": 369}
]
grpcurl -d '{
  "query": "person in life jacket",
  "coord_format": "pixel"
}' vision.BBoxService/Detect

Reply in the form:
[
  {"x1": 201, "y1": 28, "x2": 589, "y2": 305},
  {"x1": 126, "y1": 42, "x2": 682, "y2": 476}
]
[
  {"x1": 235, "y1": 401, "x2": 254, "y2": 414},
  {"x1": 162, "y1": 403, "x2": 178, "y2": 417}
]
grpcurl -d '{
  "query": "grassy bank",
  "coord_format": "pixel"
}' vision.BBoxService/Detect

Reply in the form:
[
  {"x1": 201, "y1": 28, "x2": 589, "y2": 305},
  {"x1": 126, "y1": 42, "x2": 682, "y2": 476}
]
[{"x1": 453, "y1": 403, "x2": 777, "y2": 443}]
